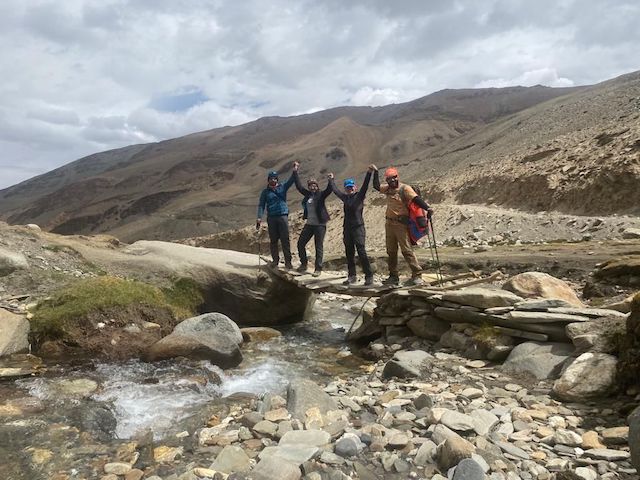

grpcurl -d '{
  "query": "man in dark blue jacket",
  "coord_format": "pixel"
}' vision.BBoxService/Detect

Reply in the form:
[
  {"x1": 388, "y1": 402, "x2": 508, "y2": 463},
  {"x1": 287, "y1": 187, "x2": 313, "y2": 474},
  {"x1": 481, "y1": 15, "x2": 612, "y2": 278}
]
[
  {"x1": 256, "y1": 161, "x2": 299, "y2": 269},
  {"x1": 329, "y1": 165, "x2": 376, "y2": 285},
  {"x1": 293, "y1": 171, "x2": 332, "y2": 276}
]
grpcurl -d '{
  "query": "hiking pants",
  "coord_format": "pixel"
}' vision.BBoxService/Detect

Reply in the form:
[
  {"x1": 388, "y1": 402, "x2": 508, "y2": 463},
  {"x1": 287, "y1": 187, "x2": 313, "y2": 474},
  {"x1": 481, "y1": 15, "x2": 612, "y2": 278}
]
[
  {"x1": 267, "y1": 215, "x2": 292, "y2": 265},
  {"x1": 298, "y1": 224, "x2": 326, "y2": 271},
  {"x1": 385, "y1": 220, "x2": 421, "y2": 277},
  {"x1": 343, "y1": 225, "x2": 372, "y2": 277}
]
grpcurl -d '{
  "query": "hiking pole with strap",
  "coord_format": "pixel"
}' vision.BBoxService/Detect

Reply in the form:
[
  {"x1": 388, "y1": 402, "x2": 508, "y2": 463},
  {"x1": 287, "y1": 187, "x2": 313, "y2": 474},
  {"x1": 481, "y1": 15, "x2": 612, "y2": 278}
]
[{"x1": 428, "y1": 216, "x2": 445, "y2": 285}]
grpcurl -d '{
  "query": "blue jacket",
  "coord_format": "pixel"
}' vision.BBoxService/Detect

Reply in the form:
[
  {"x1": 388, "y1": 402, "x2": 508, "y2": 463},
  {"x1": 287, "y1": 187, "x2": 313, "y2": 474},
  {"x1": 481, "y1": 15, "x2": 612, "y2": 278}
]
[{"x1": 257, "y1": 173, "x2": 295, "y2": 218}]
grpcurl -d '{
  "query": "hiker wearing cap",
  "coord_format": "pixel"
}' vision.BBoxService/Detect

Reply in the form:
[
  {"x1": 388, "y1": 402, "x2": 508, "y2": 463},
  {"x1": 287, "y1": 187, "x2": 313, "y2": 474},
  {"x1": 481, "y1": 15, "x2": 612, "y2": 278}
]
[
  {"x1": 293, "y1": 171, "x2": 332, "y2": 277},
  {"x1": 373, "y1": 166, "x2": 433, "y2": 286},
  {"x1": 328, "y1": 166, "x2": 375, "y2": 286},
  {"x1": 256, "y1": 161, "x2": 299, "y2": 269}
]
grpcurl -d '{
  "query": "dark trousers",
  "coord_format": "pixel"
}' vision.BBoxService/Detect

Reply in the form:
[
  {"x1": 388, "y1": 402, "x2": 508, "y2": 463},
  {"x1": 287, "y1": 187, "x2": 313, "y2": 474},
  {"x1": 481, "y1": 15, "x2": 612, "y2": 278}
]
[
  {"x1": 297, "y1": 224, "x2": 326, "y2": 271},
  {"x1": 344, "y1": 224, "x2": 372, "y2": 277},
  {"x1": 267, "y1": 215, "x2": 292, "y2": 265}
]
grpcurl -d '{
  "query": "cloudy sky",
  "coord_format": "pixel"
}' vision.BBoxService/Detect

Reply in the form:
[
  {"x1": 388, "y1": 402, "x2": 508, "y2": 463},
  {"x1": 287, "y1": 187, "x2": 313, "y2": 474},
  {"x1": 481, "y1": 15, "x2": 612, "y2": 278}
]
[{"x1": 1, "y1": 0, "x2": 638, "y2": 189}]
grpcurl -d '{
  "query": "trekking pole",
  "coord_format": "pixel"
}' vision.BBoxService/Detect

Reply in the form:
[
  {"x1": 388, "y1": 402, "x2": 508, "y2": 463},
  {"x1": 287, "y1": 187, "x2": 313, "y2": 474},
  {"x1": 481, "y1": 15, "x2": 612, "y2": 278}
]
[
  {"x1": 346, "y1": 296, "x2": 373, "y2": 340},
  {"x1": 429, "y1": 216, "x2": 445, "y2": 285}
]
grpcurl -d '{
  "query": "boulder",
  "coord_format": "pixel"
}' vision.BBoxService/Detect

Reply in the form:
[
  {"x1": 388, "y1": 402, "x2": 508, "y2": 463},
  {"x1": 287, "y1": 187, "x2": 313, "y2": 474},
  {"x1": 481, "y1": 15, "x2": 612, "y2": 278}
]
[
  {"x1": 286, "y1": 378, "x2": 337, "y2": 421},
  {"x1": 594, "y1": 257, "x2": 640, "y2": 287},
  {"x1": 616, "y1": 293, "x2": 640, "y2": 389},
  {"x1": 382, "y1": 350, "x2": 433, "y2": 379},
  {"x1": 436, "y1": 436, "x2": 475, "y2": 470},
  {"x1": 629, "y1": 405, "x2": 640, "y2": 469},
  {"x1": 144, "y1": 313, "x2": 243, "y2": 368},
  {"x1": 0, "y1": 354, "x2": 43, "y2": 379},
  {"x1": 553, "y1": 353, "x2": 618, "y2": 401},
  {"x1": 622, "y1": 228, "x2": 640, "y2": 239},
  {"x1": 0, "y1": 247, "x2": 29, "y2": 276},
  {"x1": 119, "y1": 241, "x2": 314, "y2": 325},
  {"x1": 503, "y1": 272, "x2": 584, "y2": 307},
  {"x1": 407, "y1": 316, "x2": 450, "y2": 341},
  {"x1": 566, "y1": 315, "x2": 627, "y2": 354},
  {"x1": 211, "y1": 445, "x2": 251, "y2": 473},
  {"x1": 241, "y1": 327, "x2": 282, "y2": 342},
  {"x1": 502, "y1": 342, "x2": 574, "y2": 380},
  {"x1": 252, "y1": 455, "x2": 301, "y2": 480},
  {"x1": 442, "y1": 288, "x2": 523, "y2": 309},
  {"x1": 0, "y1": 309, "x2": 30, "y2": 356}
]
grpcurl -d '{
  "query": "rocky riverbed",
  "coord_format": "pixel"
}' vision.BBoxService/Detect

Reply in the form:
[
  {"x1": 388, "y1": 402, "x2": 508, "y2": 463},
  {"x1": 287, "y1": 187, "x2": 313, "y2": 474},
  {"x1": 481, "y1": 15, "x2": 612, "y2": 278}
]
[{"x1": 2, "y1": 289, "x2": 637, "y2": 480}]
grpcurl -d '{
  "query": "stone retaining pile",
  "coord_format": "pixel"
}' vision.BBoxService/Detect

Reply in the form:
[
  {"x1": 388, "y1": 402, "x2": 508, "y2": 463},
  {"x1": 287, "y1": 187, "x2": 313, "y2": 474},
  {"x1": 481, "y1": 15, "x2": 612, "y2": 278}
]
[{"x1": 367, "y1": 286, "x2": 628, "y2": 360}]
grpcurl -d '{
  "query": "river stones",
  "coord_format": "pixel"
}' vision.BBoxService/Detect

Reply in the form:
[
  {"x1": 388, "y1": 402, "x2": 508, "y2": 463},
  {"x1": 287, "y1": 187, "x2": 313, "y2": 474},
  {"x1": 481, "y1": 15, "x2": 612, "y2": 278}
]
[
  {"x1": 241, "y1": 327, "x2": 282, "y2": 342},
  {"x1": 382, "y1": 350, "x2": 433, "y2": 379},
  {"x1": 286, "y1": 378, "x2": 337, "y2": 420},
  {"x1": 144, "y1": 312, "x2": 243, "y2": 368},
  {"x1": 211, "y1": 445, "x2": 251, "y2": 473}
]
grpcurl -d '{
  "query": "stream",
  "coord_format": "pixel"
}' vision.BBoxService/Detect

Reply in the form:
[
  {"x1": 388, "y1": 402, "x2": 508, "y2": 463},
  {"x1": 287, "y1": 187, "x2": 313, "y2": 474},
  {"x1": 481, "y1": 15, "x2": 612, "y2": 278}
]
[{"x1": 0, "y1": 293, "x2": 371, "y2": 479}]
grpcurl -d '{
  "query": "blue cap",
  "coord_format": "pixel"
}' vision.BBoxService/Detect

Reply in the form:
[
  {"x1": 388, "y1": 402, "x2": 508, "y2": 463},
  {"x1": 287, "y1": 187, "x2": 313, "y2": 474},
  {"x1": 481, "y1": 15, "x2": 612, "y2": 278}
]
[
  {"x1": 343, "y1": 178, "x2": 355, "y2": 188},
  {"x1": 267, "y1": 171, "x2": 278, "y2": 179}
]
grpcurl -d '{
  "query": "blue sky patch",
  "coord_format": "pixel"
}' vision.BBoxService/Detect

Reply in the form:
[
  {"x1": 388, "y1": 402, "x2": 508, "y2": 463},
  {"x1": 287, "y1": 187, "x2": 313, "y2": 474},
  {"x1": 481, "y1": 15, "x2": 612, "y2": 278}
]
[{"x1": 149, "y1": 87, "x2": 209, "y2": 112}]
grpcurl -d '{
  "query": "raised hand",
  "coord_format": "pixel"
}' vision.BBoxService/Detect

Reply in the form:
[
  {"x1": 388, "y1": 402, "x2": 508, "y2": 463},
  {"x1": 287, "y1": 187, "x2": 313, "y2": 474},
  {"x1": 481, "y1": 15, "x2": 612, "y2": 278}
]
[
  {"x1": 368, "y1": 164, "x2": 378, "y2": 172},
  {"x1": 328, "y1": 172, "x2": 334, "y2": 179},
  {"x1": 293, "y1": 161, "x2": 300, "y2": 172}
]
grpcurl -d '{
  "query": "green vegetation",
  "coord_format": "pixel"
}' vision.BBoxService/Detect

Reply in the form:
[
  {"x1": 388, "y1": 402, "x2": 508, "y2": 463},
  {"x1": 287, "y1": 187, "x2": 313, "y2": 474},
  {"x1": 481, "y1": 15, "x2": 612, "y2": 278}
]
[
  {"x1": 472, "y1": 324, "x2": 502, "y2": 344},
  {"x1": 30, "y1": 276, "x2": 204, "y2": 341}
]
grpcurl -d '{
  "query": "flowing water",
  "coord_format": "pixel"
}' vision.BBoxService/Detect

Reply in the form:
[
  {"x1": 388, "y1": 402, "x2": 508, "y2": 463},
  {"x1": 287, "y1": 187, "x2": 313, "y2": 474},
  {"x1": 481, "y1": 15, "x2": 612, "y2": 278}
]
[{"x1": 0, "y1": 294, "x2": 370, "y2": 478}]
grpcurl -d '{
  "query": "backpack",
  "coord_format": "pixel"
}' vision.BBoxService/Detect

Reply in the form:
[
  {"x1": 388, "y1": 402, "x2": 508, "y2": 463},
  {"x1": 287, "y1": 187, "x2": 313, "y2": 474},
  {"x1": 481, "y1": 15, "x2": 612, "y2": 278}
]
[{"x1": 400, "y1": 185, "x2": 429, "y2": 245}]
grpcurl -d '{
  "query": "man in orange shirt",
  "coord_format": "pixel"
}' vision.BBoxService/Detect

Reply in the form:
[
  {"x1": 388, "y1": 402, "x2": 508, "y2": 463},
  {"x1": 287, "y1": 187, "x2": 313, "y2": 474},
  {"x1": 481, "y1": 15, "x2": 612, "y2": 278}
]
[{"x1": 373, "y1": 166, "x2": 432, "y2": 286}]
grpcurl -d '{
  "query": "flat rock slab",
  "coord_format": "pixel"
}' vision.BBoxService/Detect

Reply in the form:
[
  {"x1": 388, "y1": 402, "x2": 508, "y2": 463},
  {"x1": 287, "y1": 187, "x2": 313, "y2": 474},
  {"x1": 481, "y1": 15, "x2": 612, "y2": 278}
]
[
  {"x1": 0, "y1": 354, "x2": 44, "y2": 379},
  {"x1": 546, "y1": 307, "x2": 629, "y2": 319},
  {"x1": 279, "y1": 429, "x2": 330, "y2": 447},
  {"x1": 506, "y1": 311, "x2": 590, "y2": 324},
  {"x1": 514, "y1": 299, "x2": 575, "y2": 311},
  {"x1": 258, "y1": 446, "x2": 319, "y2": 465},
  {"x1": 442, "y1": 288, "x2": 523, "y2": 309},
  {"x1": 583, "y1": 448, "x2": 631, "y2": 461}
]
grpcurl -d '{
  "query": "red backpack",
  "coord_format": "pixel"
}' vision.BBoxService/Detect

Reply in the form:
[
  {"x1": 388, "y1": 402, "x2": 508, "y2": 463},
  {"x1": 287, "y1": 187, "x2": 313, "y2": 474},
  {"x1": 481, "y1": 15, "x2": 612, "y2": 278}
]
[{"x1": 401, "y1": 185, "x2": 429, "y2": 245}]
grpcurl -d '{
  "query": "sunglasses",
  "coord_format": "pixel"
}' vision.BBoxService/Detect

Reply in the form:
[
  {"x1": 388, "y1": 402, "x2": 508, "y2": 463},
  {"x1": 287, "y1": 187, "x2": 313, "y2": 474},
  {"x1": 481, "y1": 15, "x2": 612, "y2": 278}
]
[{"x1": 386, "y1": 176, "x2": 398, "y2": 181}]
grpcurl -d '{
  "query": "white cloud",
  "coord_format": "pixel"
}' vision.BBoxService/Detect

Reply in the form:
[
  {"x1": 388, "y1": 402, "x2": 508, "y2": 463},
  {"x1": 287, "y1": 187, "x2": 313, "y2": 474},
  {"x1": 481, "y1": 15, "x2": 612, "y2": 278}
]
[{"x1": 0, "y1": 0, "x2": 639, "y2": 189}]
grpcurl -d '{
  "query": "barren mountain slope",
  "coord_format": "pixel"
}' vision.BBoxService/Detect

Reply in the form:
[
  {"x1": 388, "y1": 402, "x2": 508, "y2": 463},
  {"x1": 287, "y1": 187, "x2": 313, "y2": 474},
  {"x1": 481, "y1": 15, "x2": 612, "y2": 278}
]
[
  {"x1": 404, "y1": 71, "x2": 640, "y2": 215},
  {"x1": 0, "y1": 86, "x2": 577, "y2": 241}
]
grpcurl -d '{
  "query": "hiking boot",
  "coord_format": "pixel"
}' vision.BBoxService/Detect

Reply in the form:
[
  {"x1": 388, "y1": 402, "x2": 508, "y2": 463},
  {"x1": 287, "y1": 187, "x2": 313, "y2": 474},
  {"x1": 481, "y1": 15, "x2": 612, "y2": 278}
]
[
  {"x1": 382, "y1": 275, "x2": 400, "y2": 286},
  {"x1": 312, "y1": 270, "x2": 321, "y2": 277},
  {"x1": 404, "y1": 277, "x2": 424, "y2": 287},
  {"x1": 296, "y1": 264, "x2": 308, "y2": 273},
  {"x1": 269, "y1": 260, "x2": 279, "y2": 268},
  {"x1": 364, "y1": 275, "x2": 374, "y2": 286},
  {"x1": 284, "y1": 262, "x2": 293, "y2": 270},
  {"x1": 342, "y1": 276, "x2": 357, "y2": 285}
]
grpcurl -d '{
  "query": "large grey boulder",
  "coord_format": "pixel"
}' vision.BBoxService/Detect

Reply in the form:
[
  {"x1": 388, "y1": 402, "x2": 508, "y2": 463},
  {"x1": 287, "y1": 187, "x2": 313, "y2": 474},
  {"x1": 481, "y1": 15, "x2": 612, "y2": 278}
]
[
  {"x1": 566, "y1": 315, "x2": 627, "y2": 353},
  {"x1": 211, "y1": 445, "x2": 251, "y2": 473},
  {"x1": 502, "y1": 342, "x2": 574, "y2": 380},
  {"x1": 286, "y1": 378, "x2": 337, "y2": 421},
  {"x1": 503, "y1": 272, "x2": 584, "y2": 307},
  {"x1": 628, "y1": 406, "x2": 640, "y2": 469},
  {"x1": 442, "y1": 288, "x2": 523, "y2": 309},
  {"x1": 382, "y1": 350, "x2": 433, "y2": 379},
  {"x1": 0, "y1": 309, "x2": 30, "y2": 356},
  {"x1": 552, "y1": 352, "x2": 617, "y2": 401},
  {"x1": 144, "y1": 313, "x2": 243, "y2": 368},
  {"x1": 0, "y1": 247, "x2": 29, "y2": 276},
  {"x1": 117, "y1": 241, "x2": 314, "y2": 326}
]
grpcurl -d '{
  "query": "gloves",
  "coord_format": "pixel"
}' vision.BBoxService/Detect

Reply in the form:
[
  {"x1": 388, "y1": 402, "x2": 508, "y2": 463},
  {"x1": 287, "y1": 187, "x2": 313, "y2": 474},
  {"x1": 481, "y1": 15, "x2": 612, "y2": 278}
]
[
  {"x1": 256, "y1": 219, "x2": 261, "y2": 230},
  {"x1": 426, "y1": 208, "x2": 434, "y2": 219}
]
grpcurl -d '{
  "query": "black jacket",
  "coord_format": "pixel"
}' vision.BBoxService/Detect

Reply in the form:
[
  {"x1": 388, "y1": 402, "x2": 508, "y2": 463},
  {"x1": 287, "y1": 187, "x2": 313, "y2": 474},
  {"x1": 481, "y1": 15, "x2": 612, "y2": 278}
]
[
  {"x1": 329, "y1": 171, "x2": 372, "y2": 229},
  {"x1": 294, "y1": 172, "x2": 332, "y2": 224}
]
